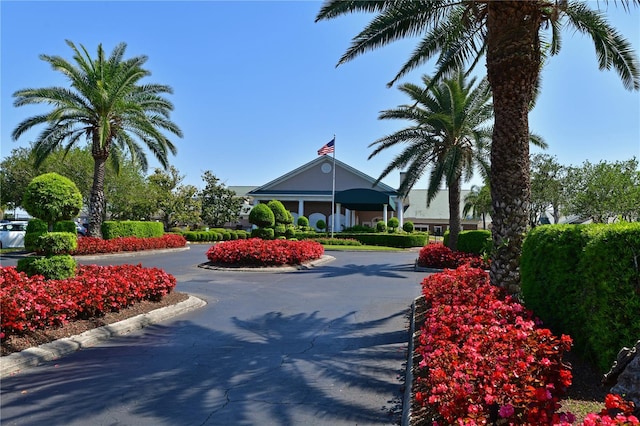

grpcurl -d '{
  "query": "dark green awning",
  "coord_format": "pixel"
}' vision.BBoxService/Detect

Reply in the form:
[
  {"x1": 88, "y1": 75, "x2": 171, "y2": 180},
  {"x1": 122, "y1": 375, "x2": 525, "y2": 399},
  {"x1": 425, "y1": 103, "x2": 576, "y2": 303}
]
[{"x1": 335, "y1": 188, "x2": 395, "y2": 211}]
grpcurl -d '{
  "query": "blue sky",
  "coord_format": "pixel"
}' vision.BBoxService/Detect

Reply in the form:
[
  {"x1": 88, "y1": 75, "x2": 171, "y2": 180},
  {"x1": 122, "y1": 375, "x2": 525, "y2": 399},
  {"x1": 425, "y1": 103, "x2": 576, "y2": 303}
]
[{"x1": 2, "y1": 1, "x2": 639, "y2": 191}]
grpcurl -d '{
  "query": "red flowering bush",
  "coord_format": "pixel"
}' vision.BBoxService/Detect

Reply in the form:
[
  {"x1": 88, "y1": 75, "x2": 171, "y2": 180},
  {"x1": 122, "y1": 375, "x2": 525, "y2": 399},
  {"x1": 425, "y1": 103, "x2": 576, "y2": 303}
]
[
  {"x1": 417, "y1": 243, "x2": 488, "y2": 269},
  {"x1": 578, "y1": 394, "x2": 638, "y2": 425},
  {"x1": 206, "y1": 238, "x2": 324, "y2": 267},
  {"x1": 0, "y1": 264, "x2": 176, "y2": 338},
  {"x1": 71, "y1": 234, "x2": 186, "y2": 255},
  {"x1": 414, "y1": 265, "x2": 574, "y2": 425}
]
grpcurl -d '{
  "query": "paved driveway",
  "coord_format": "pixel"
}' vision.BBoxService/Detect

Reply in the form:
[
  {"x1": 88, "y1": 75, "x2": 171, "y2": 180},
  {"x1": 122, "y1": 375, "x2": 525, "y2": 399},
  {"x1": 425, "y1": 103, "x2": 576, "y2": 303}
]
[{"x1": 0, "y1": 245, "x2": 427, "y2": 425}]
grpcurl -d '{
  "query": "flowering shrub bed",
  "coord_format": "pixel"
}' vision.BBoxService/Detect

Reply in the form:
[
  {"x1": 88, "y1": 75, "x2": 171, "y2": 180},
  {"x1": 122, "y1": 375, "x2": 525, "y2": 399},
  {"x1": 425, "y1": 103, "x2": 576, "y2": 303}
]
[
  {"x1": 0, "y1": 264, "x2": 176, "y2": 338},
  {"x1": 417, "y1": 243, "x2": 488, "y2": 269},
  {"x1": 415, "y1": 265, "x2": 573, "y2": 424},
  {"x1": 71, "y1": 234, "x2": 187, "y2": 255},
  {"x1": 206, "y1": 238, "x2": 324, "y2": 266},
  {"x1": 414, "y1": 265, "x2": 638, "y2": 425}
]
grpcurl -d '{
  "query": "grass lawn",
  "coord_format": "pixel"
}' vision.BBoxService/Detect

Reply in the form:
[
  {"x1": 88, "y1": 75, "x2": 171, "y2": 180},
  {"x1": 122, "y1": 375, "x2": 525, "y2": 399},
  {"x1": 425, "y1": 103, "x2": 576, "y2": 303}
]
[{"x1": 321, "y1": 244, "x2": 406, "y2": 252}]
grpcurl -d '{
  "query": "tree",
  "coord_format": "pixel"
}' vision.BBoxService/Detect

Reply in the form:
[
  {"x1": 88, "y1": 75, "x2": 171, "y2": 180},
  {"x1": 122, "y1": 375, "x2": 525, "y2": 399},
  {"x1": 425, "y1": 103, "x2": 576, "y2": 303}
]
[
  {"x1": 369, "y1": 71, "x2": 493, "y2": 250},
  {"x1": 12, "y1": 40, "x2": 182, "y2": 238},
  {"x1": 200, "y1": 171, "x2": 244, "y2": 227},
  {"x1": 316, "y1": 1, "x2": 639, "y2": 294},
  {"x1": 106, "y1": 161, "x2": 156, "y2": 221},
  {"x1": 148, "y1": 166, "x2": 201, "y2": 229},
  {"x1": 530, "y1": 154, "x2": 566, "y2": 226},
  {"x1": 22, "y1": 173, "x2": 83, "y2": 231},
  {"x1": 463, "y1": 183, "x2": 492, "y2": 230},
  {"x1": 564, "y1": 158, "x2": 640, "y2": 223}
]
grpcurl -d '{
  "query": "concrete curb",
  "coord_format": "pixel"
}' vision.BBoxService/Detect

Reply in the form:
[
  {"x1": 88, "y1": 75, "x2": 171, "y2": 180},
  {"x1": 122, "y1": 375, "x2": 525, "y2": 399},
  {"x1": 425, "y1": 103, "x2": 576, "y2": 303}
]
[
  {"x1": 0, "y1": 295, "x2": 206, "y2": 378},
  {"x1": 73, "y1": 245, "x2": 190, "y2": 261},
  {"x1": 197, "y1": 254, "x2": 336, "y2": 272}
]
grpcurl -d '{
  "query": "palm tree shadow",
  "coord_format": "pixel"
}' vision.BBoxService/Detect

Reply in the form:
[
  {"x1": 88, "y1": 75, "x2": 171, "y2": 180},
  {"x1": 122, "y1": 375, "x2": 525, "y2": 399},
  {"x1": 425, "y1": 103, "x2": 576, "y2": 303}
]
[
  {"x1": 303, "y1": 262, "x2": 419, "y2": 279},
  {"x1": 0, "y1": 309, "x2": 410, "y2": 425}
]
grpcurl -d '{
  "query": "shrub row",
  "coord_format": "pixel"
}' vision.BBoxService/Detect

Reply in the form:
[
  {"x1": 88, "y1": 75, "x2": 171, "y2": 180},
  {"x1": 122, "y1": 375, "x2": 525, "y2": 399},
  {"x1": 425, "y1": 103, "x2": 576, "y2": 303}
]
[
  {"x1": 206, "y1": 238, "x2": 324, "y2": 267},
  {"x1": 336, "y1": 232, "x2": 427, "y2": 248},
  {"x1": 182, "y1": 229, "x2": 249, "y2": 242},
  {"x1": 102, "y1": 220, "x2": 164, "y2": 239},
  {"x1": 414, "y1": 265, "x2": 574, "y2": 424},
  {"x1": 0, "y1": 264, "x2": 176, "y2": 337},
  {"x1": 417, "y1": 243, "x2": 489, "y2": 269},
  {"x1": 71, "y1": 234, "x2": 187, "y2": 255},
  {"x1": 311, "y1": 238, "x2": 362, "y2": 246},
  {"x1": 443, "y1": 229, "x2": 492, "y2": 254},
  {"x1": 521, "y1": 223, "x2": 640, "y2": 373}
]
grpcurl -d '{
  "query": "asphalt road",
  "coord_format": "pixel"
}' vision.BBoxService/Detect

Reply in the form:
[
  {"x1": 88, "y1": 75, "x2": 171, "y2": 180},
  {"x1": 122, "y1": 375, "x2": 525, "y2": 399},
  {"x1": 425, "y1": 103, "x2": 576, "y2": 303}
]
[{"x1": 0, "y1": 245, "x2": 427, "y2": 426}]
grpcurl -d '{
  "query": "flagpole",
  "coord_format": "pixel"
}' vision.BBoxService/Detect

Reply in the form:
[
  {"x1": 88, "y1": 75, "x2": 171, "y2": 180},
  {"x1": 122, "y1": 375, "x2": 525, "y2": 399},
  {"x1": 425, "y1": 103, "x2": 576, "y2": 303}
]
[{"x1": 331, "y1": 134, "x2": 336, "y2": 238}]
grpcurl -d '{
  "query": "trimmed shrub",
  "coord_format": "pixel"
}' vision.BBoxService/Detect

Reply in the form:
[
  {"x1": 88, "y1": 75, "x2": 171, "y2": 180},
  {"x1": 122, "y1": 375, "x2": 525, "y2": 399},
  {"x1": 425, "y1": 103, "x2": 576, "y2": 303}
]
[
  {"x1": 402, "y1": 221, "x2": 415, "y2": 233},
  {"x1": 267, "y1": 200, "x2": 291, "y2": 225},
  {"x1": 284, "y1": 225, "x2": 296, "y2": 239},
  {"x1": 387, "y1": 217, "x2": 399, "y2": 232},
  {"x1": 312, "y1": 237, "x2": 362, "y2": 246},
  {"x1": 456, "y1": 230, "x2": 492, "y2": 255},
  {"x1": 53, "y1": 220, "x2": 78, "y2": 234},
  {"x1": 273, "y1": 223, "x2": 286, "y2": 237},
  {"x1": 249, "y1": 203, "x2": 275, "y2": 228},
  {"x1": 36, "y1": 232, "x2": 78, "y2": 255},
  {"x1": 315, "y1": 219, "x2": 326, "y2": 232},
  {"x1": 25, "y1": 219, "x2": 48, "y2": 252},
  {"x1": 297, "y1": 216, "x2": 309, "y2": 228},
  {"x1": 17, "y1": 254, "x2": 77, "y2": 280},
  {"x1": 521, "y1": 223, "x2": 640, "y2": 372},
  {"x1": 375, "y1": 221, "x2": 387, "y2": 232},
  {"x1": 251, "y1": 227, "x2": 275, "y2": 240},
  {"x1": 101, "y1": 221, "x2": 164, "y2": 239},
  {"x1": 343, "y1": 224, "x2": 375, "y2": 233},
  {"x1": 22, "y1": 173, "x2": 82, "y2": 230},
  {"x1": 334, "y1": 232, "x2": 427, "y2": 248}
]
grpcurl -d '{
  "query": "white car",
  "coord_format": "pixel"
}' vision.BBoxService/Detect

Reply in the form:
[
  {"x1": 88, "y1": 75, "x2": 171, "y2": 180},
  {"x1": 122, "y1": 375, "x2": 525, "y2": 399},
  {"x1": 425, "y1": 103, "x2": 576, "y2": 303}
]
[{"x1": 0, "y1": 221, "x2": 27, "y2": 249}]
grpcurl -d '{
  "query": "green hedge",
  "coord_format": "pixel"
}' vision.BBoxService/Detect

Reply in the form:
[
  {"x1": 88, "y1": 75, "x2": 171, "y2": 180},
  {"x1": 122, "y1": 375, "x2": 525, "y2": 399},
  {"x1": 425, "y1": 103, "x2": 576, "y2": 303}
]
[
  {"x1": 521, "y1": 223, "x2": 640, "y2": 372},
  {"x1": 334, "y1": 232, "x2": 427, "y2": 248},
  {"x1": 443, "y1": 229, "x2": 492, "y2": 254},
  {"x1": 37, "y1": 232, "x2": 78, "y2": 255},
  {"x1": 54, "y1": 220, "x2": 77, "y2": 234},
  {"x1": 251, "y1": 228, "x2": 275, "y2": 239},
  {"x1": 17, "y1": 254, "x2": 77, "y2": 280},
  {"x1": 102, "y1": 221, "x2": 164, "y2": 239}
]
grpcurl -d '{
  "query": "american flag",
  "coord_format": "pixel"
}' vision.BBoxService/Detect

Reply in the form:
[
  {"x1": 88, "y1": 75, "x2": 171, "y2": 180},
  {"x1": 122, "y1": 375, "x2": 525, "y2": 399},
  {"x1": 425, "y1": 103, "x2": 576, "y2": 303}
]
[{"x1": 317, "y1": 138, "x2": 335, "y2": 156}]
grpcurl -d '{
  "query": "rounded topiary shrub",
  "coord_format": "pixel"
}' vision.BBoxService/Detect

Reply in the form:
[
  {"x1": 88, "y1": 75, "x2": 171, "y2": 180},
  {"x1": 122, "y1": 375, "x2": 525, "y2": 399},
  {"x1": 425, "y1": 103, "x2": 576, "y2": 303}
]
[
  {"x1": 54, "y1": 220, "x2": 78, "y2": 234},
  {"x1": 17, "y1": 254, "x2": 77, "y2": 280},
  {"x1": 316, "y1": 219, "x2": 326, "y2": 232},
  {"x1": 25, "y1": 219, "x2": 49, "y2": 252},
  {"x1": 387, "y1": 217, "x2": 399, "y2": 232},
  {"x1": 251, "y1": 227, "x2": 275, "y2": 240},
  {"x1": 403, "y1": 221, "x2": 415, "y2": 233},
  {"x1": 284, "y1": 225, "x2": 296, "y2": 239},
  {"x1": 249, "y1": 203, "x2": 275, "y2": 228},
  {"x1": 297, "y1": 215, "x2": 309, "y2": 228},
  {"x1": 22, "y1": 173, "x2": 82, "y2": 230},
  {"x1": 267, "y1": 200, "x2": 292, "y2": 225},
  {"x1": 376, "y1": 221, "x2": 387, "y2": 232}
]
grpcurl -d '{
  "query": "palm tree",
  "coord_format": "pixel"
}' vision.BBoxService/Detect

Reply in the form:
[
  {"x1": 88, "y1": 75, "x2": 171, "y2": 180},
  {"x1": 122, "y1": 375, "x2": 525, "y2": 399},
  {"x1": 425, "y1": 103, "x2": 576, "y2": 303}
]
[
  {"x1": 463, "y1": 183, "x2": 492, "y2": 230},
  {"x1": 12, "y1": 40, "x2": 183, "y2": 237},
  {"x1": 316, "y1": 1, "x2": 639, "y2": 294},
  {"x1": 369, "y1": 71, "x2": 492, "y2": 251}
]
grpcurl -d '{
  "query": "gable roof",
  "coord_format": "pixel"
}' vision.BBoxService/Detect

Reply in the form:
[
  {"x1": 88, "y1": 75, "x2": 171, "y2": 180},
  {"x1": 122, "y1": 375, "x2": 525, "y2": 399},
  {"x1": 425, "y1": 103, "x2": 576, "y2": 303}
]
[{"x1": 247, "y1": 155, "x2": 398, "y2": 196}]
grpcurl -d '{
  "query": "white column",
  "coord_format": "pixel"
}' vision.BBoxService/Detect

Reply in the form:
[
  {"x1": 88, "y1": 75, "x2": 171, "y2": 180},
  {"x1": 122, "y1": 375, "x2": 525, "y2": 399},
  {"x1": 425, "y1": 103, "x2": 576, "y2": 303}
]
[
  {"x1": 383, "y1": 204, "x2": 388, "y2": 225},
  {"x1": 351, "y1": 210, "x2": 356, "y2": 226},
  {"x1": 335, "y1": 202, "x2": 341, "y2": 232},
  {"x1": 345, "y1": 208, "x2": 350, "y2": 228},
  {"x1": 397, "y1": 199, "x2": 404, "y2": 226},
  {"x1": 298, "y1": 199, "x2": 304, "y2": 218}
]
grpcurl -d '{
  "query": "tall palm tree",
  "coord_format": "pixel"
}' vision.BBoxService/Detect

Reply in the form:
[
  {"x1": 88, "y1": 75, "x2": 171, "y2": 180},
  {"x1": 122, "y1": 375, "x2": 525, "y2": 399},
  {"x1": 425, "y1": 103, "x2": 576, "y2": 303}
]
[
  {"x1": 463, "y1": 183, "x2": 492, "y2": 230},
  {"x1": 316, "y1": 1, "x2": 639, "y2": 294},
  {"x1": 12, "y1": 40, "x2": 183, "y2": 237},
  {"x1": 369, "y1": 71, "x2": 493, "y2": 251}
]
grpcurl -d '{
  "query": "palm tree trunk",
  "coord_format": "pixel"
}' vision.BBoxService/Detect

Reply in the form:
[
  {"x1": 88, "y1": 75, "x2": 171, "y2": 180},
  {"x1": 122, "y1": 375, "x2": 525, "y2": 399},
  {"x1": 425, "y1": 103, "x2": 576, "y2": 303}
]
[
  {"x1": 88, "y1": 144, "x2": 109, "y2": 238},
  {"x1": 486, "y1": 2, "x2": 542, "y2": 295},
  {"x1": 447, "y1": 176, "x2": 462, "y2": 251}
]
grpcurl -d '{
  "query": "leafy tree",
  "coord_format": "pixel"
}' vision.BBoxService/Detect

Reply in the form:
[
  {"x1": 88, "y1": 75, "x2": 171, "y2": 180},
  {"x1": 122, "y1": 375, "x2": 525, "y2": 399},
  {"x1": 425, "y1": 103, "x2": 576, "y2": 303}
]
[
  {"x1": 12, "y1": 40, "x2": 182, "y2": 237},
  {"x1": 22, "y1": 173, "x2": 82, "y2": 231},
  {"x1": 564, "y1": 158, "x2": 640, "y2": 223},
  {"x1": 530, "y1": 154, "x2": 567, "y2": 226},
  {"x1": 368, "y1": 71, "x2": 493, "y2": 250},
  {"x1": 148, "y1": 167, "x2": 201, "y2": 229},
  {"x1": 106, "y1": 161, "x2": 156, "y2": 221},
  {"x1": 200, "y1": 171, "x2": 243, "y2": 227},
  {"x1": 463, "y1": 183, "x2": 493, "y2": 230},
  {"x1": 0, "y1": 147, "x2": 37, "y2": 214},
  {"x1": 316, "y1": 1, "x2": 639, "y2": 293}
]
